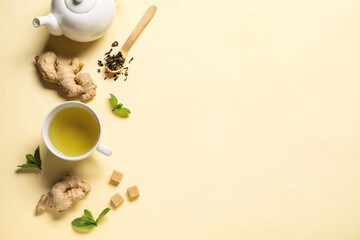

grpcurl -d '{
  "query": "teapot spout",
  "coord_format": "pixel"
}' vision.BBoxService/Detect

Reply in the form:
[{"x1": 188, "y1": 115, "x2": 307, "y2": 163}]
[{"x1": 33, "y1": 13, "x2": 63, "y2": 36}]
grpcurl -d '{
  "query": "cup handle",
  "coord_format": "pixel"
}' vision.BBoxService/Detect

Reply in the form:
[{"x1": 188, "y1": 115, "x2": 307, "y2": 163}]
[{"x1": 96, "y1": 144, "x2": 113, "y2": 156}]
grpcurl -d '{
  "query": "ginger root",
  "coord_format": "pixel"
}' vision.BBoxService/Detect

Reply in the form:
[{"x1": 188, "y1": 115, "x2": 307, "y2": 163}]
[
  {"x1": 35, "y1": 52, "x2": 97, "y2": 101},
  {"x1": 36, "y1": 175, "x2": 91, "y2": 213}
]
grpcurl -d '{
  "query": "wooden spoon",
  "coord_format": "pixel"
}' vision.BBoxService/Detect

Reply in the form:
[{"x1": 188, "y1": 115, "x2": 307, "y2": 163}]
[{"x1": 106, "y1": 5, "x2": 157, "y2": 74}]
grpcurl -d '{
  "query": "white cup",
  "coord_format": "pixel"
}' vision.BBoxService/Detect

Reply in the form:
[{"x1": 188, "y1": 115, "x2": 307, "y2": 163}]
[{"x1": 42, "y1": 101, "x2": 112, "y2": 161}]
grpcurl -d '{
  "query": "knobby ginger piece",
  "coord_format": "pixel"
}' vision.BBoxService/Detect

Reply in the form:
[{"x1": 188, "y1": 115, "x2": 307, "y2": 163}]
[
  {"x1": 110, "y1": 170, "x2": 123, "y2": 185},
  {"x1": 127, "y1": 185, "x2": 140, "y2": 200},
  {"x1": 111, "y1": 193, "x2": 124, "y2": 207},
  {"x1": 35, "y1": 51, "x2": 97, "y2": 101},
  {"x1": 36, "y1": 175, "x2": 91, "y2": 213}
]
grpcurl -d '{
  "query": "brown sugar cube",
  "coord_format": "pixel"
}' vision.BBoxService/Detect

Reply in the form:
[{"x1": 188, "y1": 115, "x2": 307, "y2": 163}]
[
  {"x1": 127, "y1": 185, "x2": 140, "y2": 200},
  {"x1": 110, "y1": 170, "x2": 123, "y2": 185},
  {"x1": 111, "y1": 193, "x2": 124, "y2": 207}
]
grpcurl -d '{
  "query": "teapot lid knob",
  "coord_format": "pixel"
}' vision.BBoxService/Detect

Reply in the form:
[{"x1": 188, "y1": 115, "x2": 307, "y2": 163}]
[{"x1": 65, "y1": 0, "x2": 96, "y2": 14}]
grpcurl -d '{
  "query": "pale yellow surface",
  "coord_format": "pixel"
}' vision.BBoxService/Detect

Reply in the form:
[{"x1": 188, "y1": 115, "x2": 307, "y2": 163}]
[{"x1": 1, "y1": 0, "x2": 360, "y2": 239}]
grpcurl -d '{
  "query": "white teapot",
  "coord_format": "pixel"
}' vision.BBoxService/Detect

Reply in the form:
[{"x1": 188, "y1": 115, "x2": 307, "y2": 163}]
[{"x1": 33, "y1": 0, "x2": 116, "y2": 42}]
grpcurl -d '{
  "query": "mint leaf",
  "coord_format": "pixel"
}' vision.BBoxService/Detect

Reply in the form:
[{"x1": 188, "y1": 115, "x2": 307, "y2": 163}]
[
  {"x1": 110, "y1": 93, "x2": 118, "y2": 109},
  {"x1": 34, "y1": 146, "x2": 42, "y2": 169},
  {"x1": 109, "y1": 93, "x2": 131, "y2": 117},
  {"x1": 83, "y1": 209, "x2": 96, "y2": 224},
  {"x1": 113, "y1": 104, "x2": 122, "y2": 111},
  {"x1": 120, "y1": 107, "x2": 131, "y2": 114},
  {"x1": 71, "y1": 217, "x2": 96, "y2": 230},
  {"x1": 34, "y1": 146, "x2": 40, "y2": 161},
  {"x1": 34, "y1": 146, "x2": 41, "y2": 169},
  {"x1": 95, "y1": 208, "x2": 110, "y2": 224},
  {"x1": 26, "y1": 154, "x2": 36, "y2": 164},
  {"x1": 19, "y1": 147, "x2": 42, "y2": 170},
  {"x1": 17, "y1": 163, "x2": 38, "y2": 168},
  {"x1": 114, "y1": 108, "x2": 129, "y2": 118},
  {"x1": 72, "y1": 208, "x2": 110, "y2": 230}
]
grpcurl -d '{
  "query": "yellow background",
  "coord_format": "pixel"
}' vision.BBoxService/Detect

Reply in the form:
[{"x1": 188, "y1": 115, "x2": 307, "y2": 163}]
[{"x1": 1, "y1": 0, "x2": 360, "y2": 239}]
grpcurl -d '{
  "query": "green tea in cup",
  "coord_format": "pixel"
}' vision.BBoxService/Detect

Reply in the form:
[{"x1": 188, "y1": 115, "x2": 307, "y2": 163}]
[
  {"x1": 42, "y1": 101, "x2": 112, "y2": 161},
  {"x1": 49, "y1": 107, "x2": 99, "y2": 156}
]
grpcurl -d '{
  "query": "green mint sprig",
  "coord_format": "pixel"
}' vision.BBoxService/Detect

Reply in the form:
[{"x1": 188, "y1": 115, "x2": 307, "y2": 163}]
[
  {"x1": 110, "y1": 93, "x2": 131, "y2": 117},
  {"x1": 17, "y1": 146, "x2": 42, "y2": 170},
  {"x1": 71, "y1": 208, "x2": 110, "y2": 230}
]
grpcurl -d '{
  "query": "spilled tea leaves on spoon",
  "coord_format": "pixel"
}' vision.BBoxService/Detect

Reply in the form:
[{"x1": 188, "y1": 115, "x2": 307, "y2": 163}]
[
  {"x1": 110, "y1": 93, "x2": 131, "y2": 117},
  {"x1": 18, "y1": 146, "x2": 42, "y2": 170}
]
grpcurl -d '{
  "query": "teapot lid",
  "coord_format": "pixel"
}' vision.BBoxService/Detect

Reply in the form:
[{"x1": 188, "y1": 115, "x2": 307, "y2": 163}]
[{"x1": 64, "y1": 0, "x2": 96, "y2": 14}]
